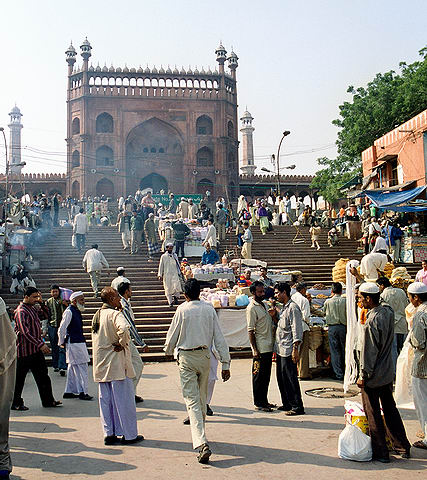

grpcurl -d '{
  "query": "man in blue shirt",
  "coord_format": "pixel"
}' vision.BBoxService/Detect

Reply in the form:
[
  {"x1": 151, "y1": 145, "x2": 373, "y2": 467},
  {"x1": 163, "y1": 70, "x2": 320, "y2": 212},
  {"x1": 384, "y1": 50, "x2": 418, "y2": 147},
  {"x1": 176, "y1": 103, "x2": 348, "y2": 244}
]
[{"x1": 201, "y1": 244, "x2": 219, "y2": 265}]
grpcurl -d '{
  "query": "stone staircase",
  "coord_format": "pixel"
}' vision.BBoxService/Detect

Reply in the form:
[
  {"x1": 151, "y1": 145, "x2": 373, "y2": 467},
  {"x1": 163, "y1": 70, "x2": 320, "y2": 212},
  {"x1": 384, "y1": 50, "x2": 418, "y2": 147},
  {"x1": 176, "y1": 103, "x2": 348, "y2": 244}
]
[{"x1": 1, "y1": 223, "x2": 420, "y2": 362}]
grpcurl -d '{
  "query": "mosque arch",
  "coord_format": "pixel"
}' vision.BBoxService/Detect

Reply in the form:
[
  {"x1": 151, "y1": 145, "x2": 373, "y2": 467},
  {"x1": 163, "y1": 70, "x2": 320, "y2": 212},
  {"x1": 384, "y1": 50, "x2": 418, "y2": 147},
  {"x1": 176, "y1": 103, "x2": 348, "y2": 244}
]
[
  {"x1": 96, "y1": 178, "x2": 114, "y2": 198},
  {"x1": 96, "y1": 112, "x2": 114, "y2": 133}
]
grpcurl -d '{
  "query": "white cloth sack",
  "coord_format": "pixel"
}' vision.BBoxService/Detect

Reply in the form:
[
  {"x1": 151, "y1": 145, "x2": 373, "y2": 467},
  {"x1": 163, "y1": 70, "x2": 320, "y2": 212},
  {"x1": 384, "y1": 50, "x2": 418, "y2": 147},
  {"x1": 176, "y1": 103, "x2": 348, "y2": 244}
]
[
  {"x1": 338, "y1": 423, "x2": 372, "y2": 462},
  {"x1": 344, "y1": 259, "x2": 360, "y2": 393},
  {"x1": 395, "y1": 340, "x2": 415, "y2": 409},
  {"x1": 71, "y1": 234, "x2": 76, "y2": 247}
]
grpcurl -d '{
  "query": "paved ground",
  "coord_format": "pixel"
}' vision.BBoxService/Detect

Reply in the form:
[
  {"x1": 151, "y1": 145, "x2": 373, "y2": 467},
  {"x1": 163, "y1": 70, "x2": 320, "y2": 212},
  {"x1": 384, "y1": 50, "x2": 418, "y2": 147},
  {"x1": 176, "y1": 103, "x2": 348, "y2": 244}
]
[{"x1": 8, "y1": 359, "x2": 427, "y2": 480}]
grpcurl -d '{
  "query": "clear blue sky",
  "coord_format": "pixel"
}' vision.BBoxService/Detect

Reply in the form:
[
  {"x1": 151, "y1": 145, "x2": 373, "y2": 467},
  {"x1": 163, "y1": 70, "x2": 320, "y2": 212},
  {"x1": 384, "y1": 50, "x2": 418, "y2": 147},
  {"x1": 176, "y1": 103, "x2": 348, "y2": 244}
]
[{"x1": 0, "y1": 0, "x2": 426, "y2": 175}]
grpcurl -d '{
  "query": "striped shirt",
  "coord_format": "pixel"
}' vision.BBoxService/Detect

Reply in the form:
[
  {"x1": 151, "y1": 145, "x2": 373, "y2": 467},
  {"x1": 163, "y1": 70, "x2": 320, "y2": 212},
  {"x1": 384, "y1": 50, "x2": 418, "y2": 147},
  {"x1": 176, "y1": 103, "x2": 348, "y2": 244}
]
[
  {"x1": 120, "y1": 296, "x2": 146, "y2": 348},
  {"x1": 14, "y1": 302, "x2": 44, "y2": 357}
]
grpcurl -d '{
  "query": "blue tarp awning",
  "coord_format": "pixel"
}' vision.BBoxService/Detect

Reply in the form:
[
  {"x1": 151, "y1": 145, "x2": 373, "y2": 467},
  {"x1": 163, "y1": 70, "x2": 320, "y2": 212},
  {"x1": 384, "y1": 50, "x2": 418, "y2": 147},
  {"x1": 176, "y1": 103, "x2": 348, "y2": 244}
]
[{"x1": 361, "y1": 186, "x2": 426, "y2": 207}]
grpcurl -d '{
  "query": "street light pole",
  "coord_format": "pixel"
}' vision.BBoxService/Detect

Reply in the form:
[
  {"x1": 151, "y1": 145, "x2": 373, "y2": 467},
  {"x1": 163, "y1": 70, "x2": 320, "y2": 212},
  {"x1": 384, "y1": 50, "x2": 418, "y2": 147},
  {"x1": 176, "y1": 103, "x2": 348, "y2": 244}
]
[
  {"x1": 276, "y1": 130, "x2": 291, "y2": 196},
  {"x1": 0, "y1": 128, "x2": 8, "y2": 217}
]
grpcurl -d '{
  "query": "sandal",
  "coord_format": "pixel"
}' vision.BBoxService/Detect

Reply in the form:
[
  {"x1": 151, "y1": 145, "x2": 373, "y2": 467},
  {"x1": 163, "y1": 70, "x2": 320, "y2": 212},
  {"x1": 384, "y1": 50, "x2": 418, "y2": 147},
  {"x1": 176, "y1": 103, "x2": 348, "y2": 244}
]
[
  {"x1": 255, "y1": 406, "x2": 273, "y2": 412},
  {"x1": 412, "y1": 440, "x2": 427, "y2": 450}
]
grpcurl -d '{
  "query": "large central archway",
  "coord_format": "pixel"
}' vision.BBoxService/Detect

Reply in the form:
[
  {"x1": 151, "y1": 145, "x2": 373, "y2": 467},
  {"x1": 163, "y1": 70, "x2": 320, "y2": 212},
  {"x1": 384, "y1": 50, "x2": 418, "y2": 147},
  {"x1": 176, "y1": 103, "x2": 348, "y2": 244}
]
[
  {"x1": 140, "y1": 173, "x2": 168, "y2": 194},
  {"x1": 126, "y1": 118, "x2": 184, "y2": 194}
]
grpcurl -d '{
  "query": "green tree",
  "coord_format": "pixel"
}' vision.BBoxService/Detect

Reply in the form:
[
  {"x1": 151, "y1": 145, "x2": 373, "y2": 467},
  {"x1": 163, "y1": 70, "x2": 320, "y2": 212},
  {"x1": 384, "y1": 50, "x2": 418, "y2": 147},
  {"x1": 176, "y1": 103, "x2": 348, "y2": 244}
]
[{"x1": 312, "y1": 47, "x2": 427, "y2": 203}]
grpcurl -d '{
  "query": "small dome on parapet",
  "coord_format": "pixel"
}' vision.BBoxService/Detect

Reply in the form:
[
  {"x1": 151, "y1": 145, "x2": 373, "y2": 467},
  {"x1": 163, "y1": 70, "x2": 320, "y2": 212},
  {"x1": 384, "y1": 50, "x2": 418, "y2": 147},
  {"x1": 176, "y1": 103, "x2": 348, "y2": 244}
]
[
  {"x1": 200, "y1": 67, "x2": 206, "y2": 74},
  {"x1": 187, "y1": 66, "x2": 193, "y2": 75},
  {"x1": 109, "y1": 64, "x2": 115, "y2": 72},
  {"x1": 179, "y1": 66, "x2": 185, "y2": 75},
  {"x1": 116, "y1": 67, "x2": 122, "y2": 73},
  {"x1": 144, "y1": 65, "x2": 151, "y2": 74},
  {"x1": 152, "y1": 65, "x2": 158, "y2": 74},
  {"x1": 95, "y1": 64, "x2": 101, "y2": 72},
  {"x1": 166, "y1": 65, "x2": 172, "y2": 74},
  {"x1": 207, "y1": 67, "x2": 212, "y2": 74},
  {"x1": 88, "y1": 65, "x2": 95, "y2": 72},
  {"x1": 137, "y1": 66, "x2": 143, "y2": 73},
  {"x1": 159, "y1": 65, "x2": 165, "y2": 74},
  {"x1": 173, "y1": 66, "x2": 179, "y2": 75},
  {"x1": 102, "y1": 64, "x2": 108, "y2": 72},
  {"x1": 123, "y1": 65, "x2": 129, "y2": 73},
  {"x1": 194, "y1": 66, "x2": 199, "y2": 75},
  {"x1": 130, "y1": 67, "x2": 136, "y2": 73}
]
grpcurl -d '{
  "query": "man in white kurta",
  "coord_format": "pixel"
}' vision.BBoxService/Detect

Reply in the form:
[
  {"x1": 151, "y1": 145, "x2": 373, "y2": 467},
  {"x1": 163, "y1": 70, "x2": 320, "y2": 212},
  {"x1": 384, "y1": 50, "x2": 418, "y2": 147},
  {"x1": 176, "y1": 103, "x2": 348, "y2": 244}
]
[
  {"x1": 359, "y1": 252, "x2": 388, "y2": 281},
  {"x1": 202, "y1": 219, "x2": 217, "y2": 249},
  {"x1": 58, "y1": 291, "x2": 92, "y2": 400},
  {"x1": 158, "y1": 243, "x2": 182, "y2": 307},
  {"x1": 82, "y1": 244, "x2": 110, "y2": 297},
  {"x1": 188, "y1": 199, "x2": 199, "y2": 220},
  {"x1": 91, "y1": 287, "x2": 143, "y2": 445}
]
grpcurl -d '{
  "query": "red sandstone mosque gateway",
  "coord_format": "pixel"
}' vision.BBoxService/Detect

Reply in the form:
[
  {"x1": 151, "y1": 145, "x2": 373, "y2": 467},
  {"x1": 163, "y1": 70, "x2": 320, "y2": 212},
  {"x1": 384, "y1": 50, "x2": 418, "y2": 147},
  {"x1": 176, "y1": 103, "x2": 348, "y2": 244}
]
[{"x1": 65, "y1": 38, "x2": 240, "y2": 199}]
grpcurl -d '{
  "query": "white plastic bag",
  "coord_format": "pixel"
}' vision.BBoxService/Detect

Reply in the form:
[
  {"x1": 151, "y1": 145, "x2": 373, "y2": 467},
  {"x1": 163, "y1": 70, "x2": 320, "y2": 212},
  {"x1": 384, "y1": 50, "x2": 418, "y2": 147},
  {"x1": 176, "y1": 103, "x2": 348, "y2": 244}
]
[
  {"x1": 338, "y1": 423, "x2": 372, "y2": 462},
  {"x1": 71, "y1": 234, "x2": 76, "y2": 248},
  {"x1": 395, "y1": 341, "x2": 415, "y2": 409}
]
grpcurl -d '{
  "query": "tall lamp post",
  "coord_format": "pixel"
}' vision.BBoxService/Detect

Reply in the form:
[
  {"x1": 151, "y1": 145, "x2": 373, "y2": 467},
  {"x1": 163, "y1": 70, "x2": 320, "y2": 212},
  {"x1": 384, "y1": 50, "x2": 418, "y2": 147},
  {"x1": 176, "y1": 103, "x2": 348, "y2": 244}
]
[
  {"x1": 261, "y1": 160, "x2": 295, "y2": 196},
  {"x1": 274, "y1": 130, "x2": 291, "y2": 195},
  {"x1": 0, "y1": 128, "x2": 8, "y2": 216},
  {"x1": 0, "y1": 127, "x2": 26, "y2": 218}
]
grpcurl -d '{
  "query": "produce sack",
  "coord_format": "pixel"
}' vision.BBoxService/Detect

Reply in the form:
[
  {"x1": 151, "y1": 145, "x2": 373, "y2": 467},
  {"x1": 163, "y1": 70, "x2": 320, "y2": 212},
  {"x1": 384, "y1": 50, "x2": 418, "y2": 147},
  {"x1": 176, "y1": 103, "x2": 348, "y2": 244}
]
[{"x1": 338, "y1": 422, "x2": 372, "y2": 462}]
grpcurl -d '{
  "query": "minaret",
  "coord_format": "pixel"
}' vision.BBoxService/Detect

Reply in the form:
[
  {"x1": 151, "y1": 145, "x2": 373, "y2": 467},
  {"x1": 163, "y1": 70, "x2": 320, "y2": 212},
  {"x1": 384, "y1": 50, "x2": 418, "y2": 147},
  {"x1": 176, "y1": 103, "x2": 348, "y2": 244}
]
[
  {"x1": 240, "y1": 109, "x2": 256, "y2": 175},
  {"x1": 8, "y1": 105, "x2": 24, "y2": 174}
]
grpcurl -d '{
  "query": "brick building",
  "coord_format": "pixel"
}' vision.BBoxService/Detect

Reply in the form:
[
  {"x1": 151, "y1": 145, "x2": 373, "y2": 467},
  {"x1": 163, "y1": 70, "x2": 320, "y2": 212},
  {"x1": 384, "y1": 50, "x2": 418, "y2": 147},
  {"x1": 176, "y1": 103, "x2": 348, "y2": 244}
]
[
  {"x1": 361, "y1": 109, "x2": 427, "y2": 190},
  {"x1": 65, "y1": 39, "x2": 239, "y2": 200}
]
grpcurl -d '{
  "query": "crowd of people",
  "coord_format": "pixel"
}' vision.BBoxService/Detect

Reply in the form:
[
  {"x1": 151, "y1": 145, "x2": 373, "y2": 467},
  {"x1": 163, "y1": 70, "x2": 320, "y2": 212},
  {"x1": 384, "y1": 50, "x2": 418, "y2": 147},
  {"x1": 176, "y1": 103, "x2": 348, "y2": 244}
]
[{"x1": 1, "y1": 189, "x2": 427, "y2": 478}]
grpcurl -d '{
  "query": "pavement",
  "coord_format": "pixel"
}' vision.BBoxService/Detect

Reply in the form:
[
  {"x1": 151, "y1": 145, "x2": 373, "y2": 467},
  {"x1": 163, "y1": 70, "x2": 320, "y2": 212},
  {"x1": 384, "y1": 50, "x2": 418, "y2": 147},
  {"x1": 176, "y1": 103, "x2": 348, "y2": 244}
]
[{"x1": 8, "y1": 359, "x2": 427, "y2": 480}]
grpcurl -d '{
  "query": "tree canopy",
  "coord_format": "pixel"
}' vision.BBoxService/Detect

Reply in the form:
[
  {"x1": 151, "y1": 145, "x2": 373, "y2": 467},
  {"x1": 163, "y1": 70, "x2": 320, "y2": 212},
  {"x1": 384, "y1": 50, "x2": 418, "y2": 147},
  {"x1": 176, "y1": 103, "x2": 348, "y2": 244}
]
[{"x1": 311, "y1": 47, "x2": 427, "y2": 203}]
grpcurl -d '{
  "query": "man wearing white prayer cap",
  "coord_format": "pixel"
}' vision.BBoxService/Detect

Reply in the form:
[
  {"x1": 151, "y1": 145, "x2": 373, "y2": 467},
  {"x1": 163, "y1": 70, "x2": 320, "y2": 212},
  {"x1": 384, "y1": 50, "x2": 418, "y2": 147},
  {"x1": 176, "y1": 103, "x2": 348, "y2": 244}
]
[
  {"x1": 406, "y1": 282, "x2": 427, "y2": 450},
  {"x1": 357, "y1": 281, "x2": 410, "y2": 462},
  {"x1": 111, "y1": 267, "x2": 130, "y2": 291},
  {"x1": 58, "y1": 291, "x2": 93, "y2": 401},
  {"x1": 158, "y1": 242, "x2": 182, "y2": 307}
]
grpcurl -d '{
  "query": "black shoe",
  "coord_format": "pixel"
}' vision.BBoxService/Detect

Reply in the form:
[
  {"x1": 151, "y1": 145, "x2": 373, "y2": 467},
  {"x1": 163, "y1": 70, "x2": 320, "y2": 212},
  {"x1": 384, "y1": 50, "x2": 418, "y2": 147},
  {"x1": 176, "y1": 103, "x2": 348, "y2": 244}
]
[
  {"x1": 63, "y1": 392, "x2": 79, "y2": 399},
  {"x1": 104, "y1": 435, "x2": 120, "y2": 445},
  {"x1": 400, "y1": 451, "x2": 411, "y2": 459},
  {"x1": 173, "y1": 297, "x2": 179, "y2": 305},
  {"x1": 11, "y1": 404, "x2": 29, "y2": 411},
  {"x1": 277, "y1": 405, "x2": 291, "y2": 411},
  {"x1": 43, "y1": 401, "x2": 62, "y2": 408},
  {"x1": 135, "y1": 395, "x2": 144, "y2": 403},
  {"x1": 372, "y1": 456, "x2": 390, "y2": 463},
  {"x1": 60, "y1": 369, "x2": 66, "y2": 377},
  {"x1": 183, "y1": 417, "x2": 190, "y2": 425},
  {"x1": 206, "y1": 404, "x2": 213, "y2": 416},
  {"x1": 79, "y1": 393, "x2": 93, "y2": 401},
  {"x1": 121, "y1": 435, "x2": 144, "y2": 445},
  {"x1": 197, "y1": 443, "x2": 211, "y2": 464}
]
